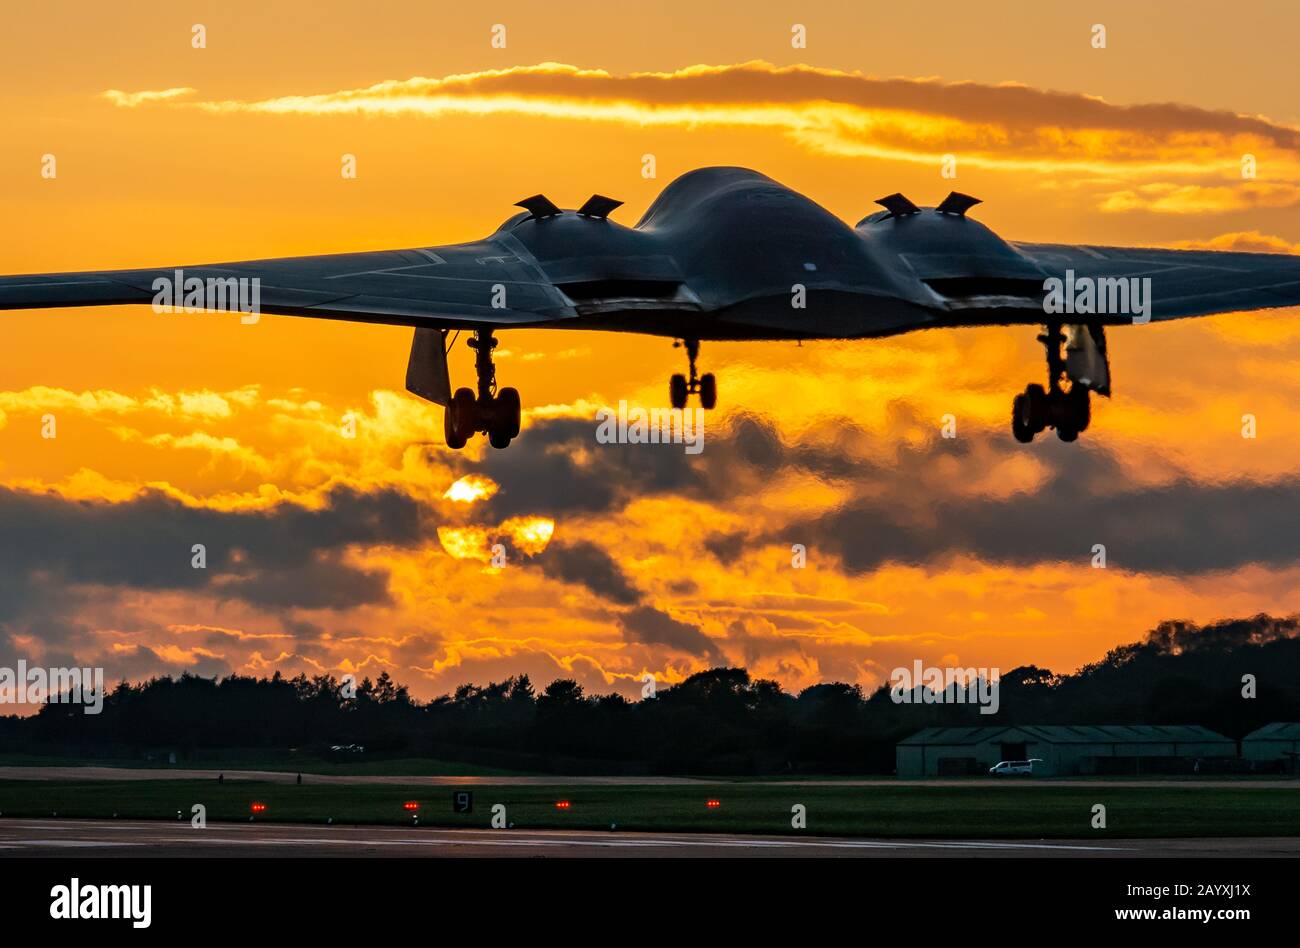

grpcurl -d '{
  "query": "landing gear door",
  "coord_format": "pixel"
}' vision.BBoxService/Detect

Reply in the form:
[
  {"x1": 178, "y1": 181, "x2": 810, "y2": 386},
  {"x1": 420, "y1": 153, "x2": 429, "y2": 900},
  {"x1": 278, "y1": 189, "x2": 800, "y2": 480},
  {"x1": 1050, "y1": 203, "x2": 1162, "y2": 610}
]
[
  {"x1": 1064, "y1": 324, "x2": 1110, "y2": 397},
  {"x1": 406, "y1": 327, "x2": 452, "y2": 407}
]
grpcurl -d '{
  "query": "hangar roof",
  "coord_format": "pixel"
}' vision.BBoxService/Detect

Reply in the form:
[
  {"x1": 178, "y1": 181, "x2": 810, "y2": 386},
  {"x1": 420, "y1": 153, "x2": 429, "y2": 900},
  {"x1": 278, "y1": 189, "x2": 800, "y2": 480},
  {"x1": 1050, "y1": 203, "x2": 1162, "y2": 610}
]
[
  {"x1": 1243, "y1": 722, "x2": 1300, "y2": 741},
  {"x1": 899, "y1": 724, "x2": 1233, "y2": 745}
]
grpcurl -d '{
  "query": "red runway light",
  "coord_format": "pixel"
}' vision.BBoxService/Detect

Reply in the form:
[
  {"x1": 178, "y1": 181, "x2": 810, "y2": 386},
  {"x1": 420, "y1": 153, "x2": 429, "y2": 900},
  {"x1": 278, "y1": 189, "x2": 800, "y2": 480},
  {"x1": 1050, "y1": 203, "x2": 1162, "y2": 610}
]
[
  {"x1": 554, "y1": 800, "x2": 571, "y2": 810},
  {"x1": 706, "y1": 799, "x2": 721, "y2": 808},
  {"x1": 250, "y1": 802, "x2": 267, "y2": 813},
  {"x1": 403, "y1": 801, "x2": 420, "y2": 811}
]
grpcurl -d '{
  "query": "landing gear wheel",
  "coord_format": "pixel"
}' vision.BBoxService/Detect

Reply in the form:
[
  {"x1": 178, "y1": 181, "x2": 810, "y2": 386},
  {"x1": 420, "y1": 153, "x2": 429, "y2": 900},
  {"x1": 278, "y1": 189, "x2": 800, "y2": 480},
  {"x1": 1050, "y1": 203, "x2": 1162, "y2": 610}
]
[
  {"x1": 1024, "y1": 384, "x2": 1048, "y2": 433},
  {"x1": 488, "y1": 426, "x2": 512, "y2": 449},
  {"x1": 444, "y1": 406, "x2": 467, "y2": 450},
  {"x1": 1067, "y1": 385, "x2": 1090, "y2": 432},
  {"x1": 497, "y1": 387, "x2": 521, "y2": 439},
  {"x1": 698, "y1": 373, "x2": 717, "y2": 410},
  {"x1": 1012, "y1": 394, "x2": 1034, "y2": 443},
  {"x1": 670, "y1": 374, "x2": 688, "y2": 410},
  {"x1": 450, "y1": 388, "x2": 478, "y2": 441},
  {"x1": 1056, "y1": 424, "x2": 1079, "y2": 443}
]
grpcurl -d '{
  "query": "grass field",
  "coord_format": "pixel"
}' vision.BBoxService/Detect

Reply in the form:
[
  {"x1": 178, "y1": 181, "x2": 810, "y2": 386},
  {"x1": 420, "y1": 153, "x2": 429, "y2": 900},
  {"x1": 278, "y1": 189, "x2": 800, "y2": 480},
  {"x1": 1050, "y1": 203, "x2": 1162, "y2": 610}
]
[{"x1": 1, "y1": 779, "x2": 1297, "y2": 838}]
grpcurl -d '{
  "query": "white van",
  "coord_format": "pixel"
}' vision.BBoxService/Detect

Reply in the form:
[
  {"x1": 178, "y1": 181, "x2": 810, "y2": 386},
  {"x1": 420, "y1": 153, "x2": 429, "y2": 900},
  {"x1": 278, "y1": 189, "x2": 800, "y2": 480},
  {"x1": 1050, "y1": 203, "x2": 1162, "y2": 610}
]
[{"x1": 988, "y1": 758, "x2": 1043, "y2": 775}]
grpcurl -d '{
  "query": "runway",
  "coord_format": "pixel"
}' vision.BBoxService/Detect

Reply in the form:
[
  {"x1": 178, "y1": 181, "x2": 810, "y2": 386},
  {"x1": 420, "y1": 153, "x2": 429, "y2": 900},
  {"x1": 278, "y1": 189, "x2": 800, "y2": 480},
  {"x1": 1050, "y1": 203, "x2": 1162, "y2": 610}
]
[
  {"x1": 0, "y1": 818, "x2": 1296, "y2": 857},
  {"x1": 1, "y1": 766, "x2": 1297, "y2": 788}
]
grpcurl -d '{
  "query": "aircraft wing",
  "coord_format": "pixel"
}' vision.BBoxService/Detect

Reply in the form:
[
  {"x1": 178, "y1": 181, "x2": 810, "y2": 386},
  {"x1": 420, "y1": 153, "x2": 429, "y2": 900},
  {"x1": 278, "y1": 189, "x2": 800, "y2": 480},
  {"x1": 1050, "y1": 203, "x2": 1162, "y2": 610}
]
[
  {"x1": 0, "y1": 237, "x2": 578, "y2": 329},
  {"x1": 1010, "y1": 242, "x2": 1300, "y2": 322}
]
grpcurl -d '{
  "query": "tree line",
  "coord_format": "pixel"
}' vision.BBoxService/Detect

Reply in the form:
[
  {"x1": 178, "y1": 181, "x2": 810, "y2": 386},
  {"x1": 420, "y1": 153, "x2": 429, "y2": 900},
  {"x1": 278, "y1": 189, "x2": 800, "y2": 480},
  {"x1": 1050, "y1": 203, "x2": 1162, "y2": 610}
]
[{"x1": 4, "y1": 614, "x2": 1298, "y2": 774}]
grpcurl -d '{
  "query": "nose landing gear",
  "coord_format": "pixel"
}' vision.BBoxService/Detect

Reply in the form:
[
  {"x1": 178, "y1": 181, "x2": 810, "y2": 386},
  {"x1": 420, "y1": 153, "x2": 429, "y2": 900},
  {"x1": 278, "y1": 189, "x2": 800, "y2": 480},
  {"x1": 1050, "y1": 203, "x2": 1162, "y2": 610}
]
[
  {"x1": 443, "y1": 328, "x2": 522, "y2": 450},
  {"x1": 670, "y1": 338, "x2": 718, "y2": 410},
  {"x1": 1011, "y1": 322, "x2": 1091, "y2": 443}
]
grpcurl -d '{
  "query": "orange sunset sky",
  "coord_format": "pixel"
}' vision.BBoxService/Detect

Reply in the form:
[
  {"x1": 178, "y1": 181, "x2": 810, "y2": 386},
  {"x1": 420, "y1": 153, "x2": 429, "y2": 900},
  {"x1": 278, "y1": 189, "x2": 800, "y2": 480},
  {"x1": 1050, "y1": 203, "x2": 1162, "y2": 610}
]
[{"x1": 2, "y1": 1, "x2": 1300, "y2": 703}]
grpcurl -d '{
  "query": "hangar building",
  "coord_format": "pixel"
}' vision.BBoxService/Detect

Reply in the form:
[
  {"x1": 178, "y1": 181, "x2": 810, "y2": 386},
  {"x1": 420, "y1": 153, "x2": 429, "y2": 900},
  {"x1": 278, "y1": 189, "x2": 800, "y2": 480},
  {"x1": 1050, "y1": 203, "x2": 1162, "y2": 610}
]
[
  {"x1": 1242, "y1": 723, "x2": 1300, "y2": 773},
  {"x1": 896, "y1": 724, "x2": 1236, "y2": 777}
]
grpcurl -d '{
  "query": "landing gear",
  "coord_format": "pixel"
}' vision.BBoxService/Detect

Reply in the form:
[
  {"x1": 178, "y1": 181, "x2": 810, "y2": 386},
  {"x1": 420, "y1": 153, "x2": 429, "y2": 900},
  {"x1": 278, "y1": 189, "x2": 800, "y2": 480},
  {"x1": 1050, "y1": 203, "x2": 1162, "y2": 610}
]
[
  {"x1": 1011, "y1": 322, "x2": 1092, "y2": 443},
  {"x1": 670, "y1": 339, "x2": 718, "y2": 410},
  {"x1": 442, "y1": 329, "x2": 522, "y2": 450}
]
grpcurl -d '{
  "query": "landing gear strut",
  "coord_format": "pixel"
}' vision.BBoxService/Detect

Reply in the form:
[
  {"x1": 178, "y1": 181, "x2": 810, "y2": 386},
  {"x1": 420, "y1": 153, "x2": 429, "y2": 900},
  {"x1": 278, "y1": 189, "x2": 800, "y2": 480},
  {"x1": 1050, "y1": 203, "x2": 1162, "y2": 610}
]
[
  {"x1": 670, "y1": 339, "x2": 718, "y2": 410},
  {"x1": 1012, "y1": 321, "x2": 1091, "y2": 443},
  {"x1": 443, "y1": 328, "x2": 521, "y2": 450}
]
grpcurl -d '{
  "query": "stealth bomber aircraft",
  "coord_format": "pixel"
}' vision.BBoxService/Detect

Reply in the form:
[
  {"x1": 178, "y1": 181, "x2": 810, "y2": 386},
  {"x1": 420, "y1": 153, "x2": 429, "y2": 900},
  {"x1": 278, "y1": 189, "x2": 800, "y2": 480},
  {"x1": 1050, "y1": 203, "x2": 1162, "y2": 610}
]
[{"x1": 5, "y1": 166, "x2": 1300, "y2": 448}]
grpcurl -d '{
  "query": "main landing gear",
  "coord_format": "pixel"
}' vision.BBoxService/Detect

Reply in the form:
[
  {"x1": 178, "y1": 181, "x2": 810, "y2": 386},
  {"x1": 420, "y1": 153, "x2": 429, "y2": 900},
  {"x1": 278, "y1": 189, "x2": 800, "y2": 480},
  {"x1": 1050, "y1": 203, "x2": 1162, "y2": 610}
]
[
  {"x1": 444, "y1": 328, "x2": 521, "y2": 450},
  {"x1": 670, "y1": 338, "x2": 718, "y2": 410},
  {"x1": 1012, "y1": 322, "x2": 1091, "y2": 443}
]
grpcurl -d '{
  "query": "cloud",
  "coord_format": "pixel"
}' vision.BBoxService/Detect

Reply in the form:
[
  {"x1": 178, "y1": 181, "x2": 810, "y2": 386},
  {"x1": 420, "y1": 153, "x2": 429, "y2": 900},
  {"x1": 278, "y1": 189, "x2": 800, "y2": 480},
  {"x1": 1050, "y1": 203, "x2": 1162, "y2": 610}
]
[
  {"x1": 529, "y1": 538, "x2": 722, "y2": 660},
  {"x1": 492, "y1": 408, "x2": 1300, "y2": 580},
  {"x1": 1098, "y1": 182, "x2": 1300, "y2": 214},
  {"x1": 473, "y1": 411, "x2": 870, "y2": 523},
  {"x1": 619, "y1": 605, "x2": 723, "y2": 661},
  {"x1": 103, "y1": 62, "x2": 1300, "y2": 177},
  {"x1": 0, "y1": 483, "x2": 426, "y2": 610},
  {"x1": 534, "y1": 539, "x2": 641, "y2": 605},
  {"x1": 101, "y1": 87, "x2": 196, "y2": 108},
  {"x1": 772, "y1": 431, "x2": 1300, "y2": 577},
  {"x1": 1171, "y1": 231, "x2": 1300, "y2": 254},
  {"x1": 0, "y1": 385, "x2": 248, "y2": 423}
]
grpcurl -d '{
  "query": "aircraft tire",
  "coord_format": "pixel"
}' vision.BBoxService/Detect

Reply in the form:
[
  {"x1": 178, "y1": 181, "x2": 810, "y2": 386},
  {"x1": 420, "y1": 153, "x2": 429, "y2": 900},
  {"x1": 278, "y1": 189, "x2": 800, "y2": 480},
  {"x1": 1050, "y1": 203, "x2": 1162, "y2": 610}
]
[
  {"x1": 699, "y1": 373, "x2": 717, "y2": 410},
  {"x1": 450, "y1": 388, "x2": 478, "y2": 442},
  {"x1": 497, "y1": 387, "x2": 522, "y2": 439},
  {"x1": 1012, "y1": 394, "x2": 1034, "y2": 443},
  {"x1": 670, "y1": 374, "x2": 688, "y2": 409},
  {"x1": 1025, "y1": 383, "x2": 1049, "y2": 432},
  {"x1": 1068, "y1": 385, "x2": 1091, "y2": 432},
  {"x1": 444, "y1": 405, "x2": 467, "y2": 450}
]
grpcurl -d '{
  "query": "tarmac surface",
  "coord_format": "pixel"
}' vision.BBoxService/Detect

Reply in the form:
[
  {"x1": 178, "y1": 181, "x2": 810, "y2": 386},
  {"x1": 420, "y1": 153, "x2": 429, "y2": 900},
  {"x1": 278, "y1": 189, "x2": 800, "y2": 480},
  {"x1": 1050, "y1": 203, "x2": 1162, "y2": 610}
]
[
  {"x1": 0, "y1": 818, "x2": 1296, "y2": 857},
  {"x1": 2, "y1": 766, "x2": 1298, "y2": 788}
]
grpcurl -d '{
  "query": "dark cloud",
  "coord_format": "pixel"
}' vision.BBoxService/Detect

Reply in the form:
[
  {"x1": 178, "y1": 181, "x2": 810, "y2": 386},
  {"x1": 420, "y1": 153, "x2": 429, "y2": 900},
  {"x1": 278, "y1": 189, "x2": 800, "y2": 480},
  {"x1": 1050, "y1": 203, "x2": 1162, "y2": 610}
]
[
  {"x1": 0, "y1": 484, "x2": 426, "y2": 610},
  {"x1": 775, "y1": 430, "x2": 1300, "y2": 576},
  {"x1": 481, "y1": 408, "x2": 1300, "y2": 578},
  {"x1": 0, "y1": 483, "x2": 431, "y2": 673},
  {"x1": 529, "y1": 538, "x2": 722, "y2": 659},
  {"x1": 472, "y1": 411, "x2": 871, "y2": 522},
  {"x1": 534, "y1": 540, "x2": 641, "y2": 605},
  {"x1": 619, "y1": 605, "x2": 722, "y2": 661},
  {"x1": 471, "y1": 416, "x2": 708, "y2": 519}
]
